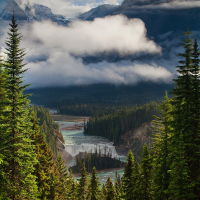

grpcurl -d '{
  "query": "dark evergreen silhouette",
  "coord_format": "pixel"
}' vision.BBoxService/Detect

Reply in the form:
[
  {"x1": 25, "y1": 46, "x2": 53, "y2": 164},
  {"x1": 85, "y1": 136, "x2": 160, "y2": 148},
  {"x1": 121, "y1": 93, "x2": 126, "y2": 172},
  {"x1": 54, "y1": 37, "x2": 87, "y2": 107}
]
[
  {"x1": 70, "y1": 150, "x2": 125, "y2": 173},
  {"x1": 0, "y1": 13, "x2": 38, "y2": 199}
]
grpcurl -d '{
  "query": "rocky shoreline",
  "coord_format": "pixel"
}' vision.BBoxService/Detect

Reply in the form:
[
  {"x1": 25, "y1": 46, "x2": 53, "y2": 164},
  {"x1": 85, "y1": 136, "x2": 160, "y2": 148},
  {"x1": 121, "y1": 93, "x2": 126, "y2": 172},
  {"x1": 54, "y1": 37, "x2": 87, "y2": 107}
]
[{"x1": 60, "y1": 124, "x2": 84, "y2": 131}]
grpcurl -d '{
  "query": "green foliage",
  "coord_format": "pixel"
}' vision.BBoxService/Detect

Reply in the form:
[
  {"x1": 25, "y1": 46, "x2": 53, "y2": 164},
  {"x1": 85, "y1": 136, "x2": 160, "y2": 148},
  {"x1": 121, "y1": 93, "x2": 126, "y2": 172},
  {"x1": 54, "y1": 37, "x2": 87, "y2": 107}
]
[
  {"x1": 0, "y1": 13, "x2": 38, "y2": 199},
  {"x1": 139, "y1": 144, "x2": 152, "y2": 200},
  {"x1": 30, "y1": 113, "x2": 55, "y2": 199},
  {"x1": 152, "y1": 92, "x2": 172, "y2": 199},
  {"x1": 56, "y1": 152, "x2": 69, "y2": 198},
  {"x1": 105, "y1": 176, "x2": 117, "y2": 200},
  {"x1": 168, "y1": 30, "x2": 200, "y2": 198},
  {"x1": 84, "y1": 102, "x2": 159, "y2": 158},
  {"x1": 77, "y1": 162, "x2": 89, "y2": 200},
  {"x1": 121, "y1": 150, "x2": 135, "y2": 200},
  {"x1": 25, "y1": 82, "x2": 173, "y2": 116},
  {"x1": 67, "y1": 169, "x2": 78, "y2": 200},
  {"x1": 29, "y1": 105, "x2": 59, "y2": 155},
  {"x1": 2, "y1": 14, "x2": 200, "y2": 200},
  {"x1": 88, "y1": 167, "x2": 102, "y2": 200},
  {"x1": 70, "y1": 150, "x2": 125, "y2": 173}
]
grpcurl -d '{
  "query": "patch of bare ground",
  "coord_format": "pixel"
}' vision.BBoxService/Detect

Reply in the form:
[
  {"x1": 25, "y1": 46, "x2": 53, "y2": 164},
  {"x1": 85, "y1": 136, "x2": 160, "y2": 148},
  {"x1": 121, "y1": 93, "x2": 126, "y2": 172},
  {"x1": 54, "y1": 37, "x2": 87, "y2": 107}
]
[
  {"x1": 60, "y1": 124, "x2": 84, "y2": 131},
  {"x1": 50, "y1": 114, "x2": 90, "y2": 122}
]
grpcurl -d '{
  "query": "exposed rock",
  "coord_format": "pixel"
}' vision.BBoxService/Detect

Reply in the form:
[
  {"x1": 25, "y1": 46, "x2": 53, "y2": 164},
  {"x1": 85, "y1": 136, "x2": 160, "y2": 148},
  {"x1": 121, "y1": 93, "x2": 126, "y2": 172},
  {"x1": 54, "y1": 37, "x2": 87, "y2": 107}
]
[
  {"x1": 54, "y1": 129, "x2": 73, "y2": 165},
  {"x1": 78, "y1": 4, "x2": 119, "y2": 21},
  {"x1": 0, "y1": 0, "x2": 27, "y2": 20},
  {"x1": 116, "y1": 121, "x2": 154, "y2": 159}
]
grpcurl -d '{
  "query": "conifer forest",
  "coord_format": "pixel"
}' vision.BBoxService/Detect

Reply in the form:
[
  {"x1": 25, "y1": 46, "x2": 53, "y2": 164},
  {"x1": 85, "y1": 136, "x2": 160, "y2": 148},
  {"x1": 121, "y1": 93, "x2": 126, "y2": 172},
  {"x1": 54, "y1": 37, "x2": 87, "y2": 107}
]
[{"x1": 1, "y1": 14, "x2": 200, "y2": 200}]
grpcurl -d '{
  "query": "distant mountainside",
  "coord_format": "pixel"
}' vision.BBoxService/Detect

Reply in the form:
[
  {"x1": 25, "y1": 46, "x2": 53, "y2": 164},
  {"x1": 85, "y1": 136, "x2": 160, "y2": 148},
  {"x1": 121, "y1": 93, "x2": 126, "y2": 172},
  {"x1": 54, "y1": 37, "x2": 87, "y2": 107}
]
[
  {"x1": 78, "y1": 0, "x2": 200, "y2": 37},
  {"x1": 0, "y1": 0, "x2": 69, "y2": 25},
  {"x1": 77, "y1": 0, "x2": 200, "y2": 65},
  {"x1": 78, "y1": 4, "x2": 119, "y2": 21}
]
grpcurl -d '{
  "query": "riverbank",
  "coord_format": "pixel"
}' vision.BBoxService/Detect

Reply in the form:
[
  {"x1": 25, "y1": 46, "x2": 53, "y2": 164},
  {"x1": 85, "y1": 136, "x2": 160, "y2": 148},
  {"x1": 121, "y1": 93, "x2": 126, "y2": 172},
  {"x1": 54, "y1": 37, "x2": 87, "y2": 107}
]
[{"x1": 51, "y1": 114, "x2": 90, "y2": 123}]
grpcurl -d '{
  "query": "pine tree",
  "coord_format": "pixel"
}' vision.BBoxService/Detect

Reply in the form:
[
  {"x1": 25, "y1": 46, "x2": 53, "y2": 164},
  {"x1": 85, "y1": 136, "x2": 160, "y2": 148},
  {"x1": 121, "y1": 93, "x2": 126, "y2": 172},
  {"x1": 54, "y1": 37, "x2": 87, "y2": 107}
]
[
  {"x1": 49, "y1": 163, "x2": 63, "y2": 200},
  {"x1": 122, "y1": 150, "x2": 135, "y2": 200},
  {"x1": 56, "y1": 152, "x2": 69, "y2": 199},
  {"x1": 114, "y1": 179, "x2": 120, "y2": 200},
  {"x1": 0, "y1": 57, "x2": 7, "y2": 198},
  {"x1": 152, "y1": 92, "x2": 173, "y2": 199},
  {"x1": 189, "y1": 36, "x2": 200, "y2": 196},
  {"x1": 30, "y1": 113, "x2": 55, "y2": 199},
  {"x1": 169, "y1": 30, "x2": 196, "y2": 198},
  {"x1": 102, "y1": 184, "x2": 107, "y2": 200},
  {"x1": 105, "y1": 176, "x2": 117, "y2": 200},
  {"x1": 0, "y1": 13, "x2": 38, "y2": 199},
  {"x1": 139, "y1": 144, "x2": 152, "y2": 200},
  {"x1": 67, "y1": 169, "x2": 78, "y2": 200},
  {"x1": 77, "y1": 162, "x2": 88, "y2": 200},
  {"x1": 88, "y1": 167, "x2": 101, "y2": 200}
]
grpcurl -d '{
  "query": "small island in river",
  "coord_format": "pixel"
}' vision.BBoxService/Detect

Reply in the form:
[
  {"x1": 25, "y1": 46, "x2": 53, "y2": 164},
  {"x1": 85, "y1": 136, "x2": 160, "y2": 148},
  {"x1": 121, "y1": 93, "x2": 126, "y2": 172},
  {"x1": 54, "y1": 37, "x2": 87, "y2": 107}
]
[{"x1": 69, "y1": 151, "x2": 125, "y2": 174}]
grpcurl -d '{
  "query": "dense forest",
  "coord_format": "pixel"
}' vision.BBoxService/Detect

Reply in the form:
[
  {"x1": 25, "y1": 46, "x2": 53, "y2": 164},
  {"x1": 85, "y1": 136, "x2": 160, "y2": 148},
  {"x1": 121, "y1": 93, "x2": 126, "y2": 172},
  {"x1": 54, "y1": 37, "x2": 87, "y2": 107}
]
[
  {"x1": 84, "y1": 102, "x2": 159, "y2": 144},
  {"x1": 1, "y1": 15, "x2": 200, "y2": 199},
  {"x1": 24, "y1": 82, "x2": 173, "y2": 116},
  {"x1": 70, "y1": 150, "x2": 125, "y2": 173},
  {"x1": 29, "y1": 105, "x2": 60, "y2": 155}
]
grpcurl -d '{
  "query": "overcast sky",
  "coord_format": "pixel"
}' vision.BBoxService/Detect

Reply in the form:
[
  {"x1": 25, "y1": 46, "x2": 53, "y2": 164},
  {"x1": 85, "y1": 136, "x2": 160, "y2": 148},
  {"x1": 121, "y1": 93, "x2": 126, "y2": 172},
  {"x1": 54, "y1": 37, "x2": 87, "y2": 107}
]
[
  {"x1": 14, "y1": 15, "x2": 172, "y2": 87},
  {"x1": 2, "y1": 0, "x2": 199, "y2": 87}
]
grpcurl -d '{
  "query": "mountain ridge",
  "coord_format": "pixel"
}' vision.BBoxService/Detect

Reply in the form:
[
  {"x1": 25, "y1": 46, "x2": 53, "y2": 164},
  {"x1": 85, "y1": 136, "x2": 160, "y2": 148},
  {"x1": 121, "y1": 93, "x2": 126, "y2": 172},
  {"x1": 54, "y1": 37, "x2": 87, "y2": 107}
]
[{"x1": 0, "y1": 0, "x2": 69, "y2": 25}]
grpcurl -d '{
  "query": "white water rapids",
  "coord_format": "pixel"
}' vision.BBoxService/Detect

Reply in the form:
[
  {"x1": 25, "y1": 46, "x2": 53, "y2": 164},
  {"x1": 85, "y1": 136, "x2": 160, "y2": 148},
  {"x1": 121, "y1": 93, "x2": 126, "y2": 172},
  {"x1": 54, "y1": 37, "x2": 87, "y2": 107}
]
[{"x1": 56, "y1": 120, "x2": 126, "y2": 185}]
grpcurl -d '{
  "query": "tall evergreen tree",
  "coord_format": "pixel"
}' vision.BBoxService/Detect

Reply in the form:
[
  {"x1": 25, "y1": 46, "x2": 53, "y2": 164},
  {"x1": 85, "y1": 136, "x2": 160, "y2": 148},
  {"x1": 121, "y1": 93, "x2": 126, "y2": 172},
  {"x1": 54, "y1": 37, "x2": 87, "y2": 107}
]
[
  {"x1": 139, "y1": 144, "x2": 152, "y2": 200},
  {"x1": 30, "y1": 113, "x2": 55, "y2": 199},
  {"x1": 56, "y1": 152, "x2": 69, "y2": 199},
  {"x1": 88, "y1": 167, "x2": 101, "y2": 200},
  {"x1": 67, "y1": 169, "x2": 78, "y2": 200},
  {"x1": 0, "y1": 57, "x2": 7, "y2": 198},
  {"x1": 189, "y1": 36, "x2": 200, "y2": 196},
  {"x1": 169, "y1": 30, "x2": 196, "y2": 198},
  {"x1": 105, "y1": 176, "x2": 117, "y2": 200},
  {"x1": 77, "y1": 162, "x2": 88, "y2": 200},
  {"x1": 122, "y1": 150, "x2": 135, "y2": 200},
  {"x1": 49, "y1": 163, "x2": 63, "y2": 200},
  {"x1": 0, "y1": 13, "x2": 38, "y2": 199},
  {"x1": 152, "y1": 92, "x2": 173, "y2": 199}
]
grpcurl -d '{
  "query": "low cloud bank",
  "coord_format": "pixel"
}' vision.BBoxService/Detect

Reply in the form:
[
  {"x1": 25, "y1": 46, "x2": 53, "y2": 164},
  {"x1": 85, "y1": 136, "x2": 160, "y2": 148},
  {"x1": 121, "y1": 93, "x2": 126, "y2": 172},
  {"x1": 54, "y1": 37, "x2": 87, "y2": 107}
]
[{"x1": 0, "y1": 15, "x2": 172, "y2": 87}]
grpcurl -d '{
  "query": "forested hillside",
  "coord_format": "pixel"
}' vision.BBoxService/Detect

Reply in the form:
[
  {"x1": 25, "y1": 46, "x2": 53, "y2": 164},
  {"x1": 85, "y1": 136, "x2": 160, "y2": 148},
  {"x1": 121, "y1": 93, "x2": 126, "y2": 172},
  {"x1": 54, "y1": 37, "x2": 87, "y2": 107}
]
[
  {"x1": 29, "y1": 105, "x2": 60, "y2": 155},
  {"x1": 25, "y1": 82, "x2": 173, "y2": 116},
  {"x1": 84, "y1": 102, "x2": 158, "y2": 143}
]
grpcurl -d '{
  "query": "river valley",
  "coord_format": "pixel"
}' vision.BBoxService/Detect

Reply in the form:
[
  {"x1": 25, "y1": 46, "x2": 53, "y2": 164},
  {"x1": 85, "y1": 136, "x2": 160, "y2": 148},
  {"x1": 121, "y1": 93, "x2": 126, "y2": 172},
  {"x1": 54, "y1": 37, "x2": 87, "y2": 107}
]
[{"x1": 51, "y1": 111, "x2": 127, "y2": 185}]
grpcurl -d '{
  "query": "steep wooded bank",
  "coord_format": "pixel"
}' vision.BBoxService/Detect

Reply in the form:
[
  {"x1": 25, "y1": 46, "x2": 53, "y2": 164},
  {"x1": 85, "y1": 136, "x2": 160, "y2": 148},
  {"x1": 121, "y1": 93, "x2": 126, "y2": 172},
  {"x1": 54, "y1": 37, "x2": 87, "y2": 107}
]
[
  {"x1": 29, "y1": 105, "x2": 60, "y2": 155},
  {"x1": 28, "y1": 105, "x2": 72, "y2": 162},
  {"x1": 84, "y1": 102, "x2": 158, "y2": 157}
]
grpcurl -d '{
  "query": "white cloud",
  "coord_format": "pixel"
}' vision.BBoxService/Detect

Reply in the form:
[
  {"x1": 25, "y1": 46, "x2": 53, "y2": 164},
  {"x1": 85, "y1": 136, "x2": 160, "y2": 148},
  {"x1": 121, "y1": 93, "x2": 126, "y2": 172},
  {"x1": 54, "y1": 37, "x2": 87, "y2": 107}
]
[
  {"x1": 21, "y1": 15, "x2": 161, "y2": 56},
  {"x1": 24, "y1": 58, "x2": 172, "y2": 87},
  {"x1": 0, "y1": 15, "x2": 171, "y2": 87}
]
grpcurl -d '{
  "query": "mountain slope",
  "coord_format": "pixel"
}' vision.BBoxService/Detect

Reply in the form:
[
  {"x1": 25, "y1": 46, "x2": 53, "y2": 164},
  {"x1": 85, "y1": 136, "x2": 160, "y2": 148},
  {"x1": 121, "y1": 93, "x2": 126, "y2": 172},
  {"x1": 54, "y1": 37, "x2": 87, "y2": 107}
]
[
  {"x1": 0, "y1": 0, "x2": 69, "y2": 24},
  {"x1": 78, "y1": 1, "x2": 200, "y2": 37},
  {"x1": 78, "y1": 4, "x2": 119, "y2": 21},
  {"x1": 0, "y1": 0, "x2": 27, "y2": 20}
]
